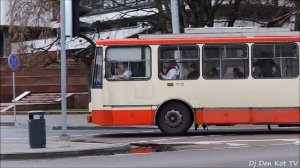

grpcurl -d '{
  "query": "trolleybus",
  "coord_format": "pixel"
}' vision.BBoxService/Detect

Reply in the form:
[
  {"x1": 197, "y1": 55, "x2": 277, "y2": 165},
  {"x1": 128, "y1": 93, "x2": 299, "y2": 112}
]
[{"x1": 87, "y1": 29, "x2": 300, "y2": 135}]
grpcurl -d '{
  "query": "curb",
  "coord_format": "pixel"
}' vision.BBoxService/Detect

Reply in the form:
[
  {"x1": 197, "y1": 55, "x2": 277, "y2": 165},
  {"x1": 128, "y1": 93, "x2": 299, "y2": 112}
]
[
  {"x1": 52, "y1": 126, "x2": 158, "y2": 130},
  {"x1": 0, "y1": 111, "x2": 89, "y2": 115},
  {"x1": 0, "y1": 122, "x2": 15, "y2": 126},
  {"x1": 0, "y1": 144, "x2": 131, "y2": 160}
]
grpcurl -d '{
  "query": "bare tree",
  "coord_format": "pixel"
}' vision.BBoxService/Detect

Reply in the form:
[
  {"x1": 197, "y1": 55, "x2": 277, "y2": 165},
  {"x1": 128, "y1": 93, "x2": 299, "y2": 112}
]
[
  {"x1": 293, "y1": 0, "x2": 300, "y2": 30},
  {"x1": 181, "y1": 0, "x2": 225, "y2": 28},
  {"x1": 8, "y1": 0, "x2": 59, "y2": 69},
  {"x1": 8, "y1": 0, "x2": 299, "y2": 70},
  {"x1": 262, "y1": 0, "x2": 299, "y2": 28},
  {"x1": 227, "y1": 0, "x2": 244, "y2": 27},
  {"x1": 8, "y1": 0, "x2": 98, "y2": 95},
  {"x1": 232, "y1": 0, "x2": 298, "y2": 28}
]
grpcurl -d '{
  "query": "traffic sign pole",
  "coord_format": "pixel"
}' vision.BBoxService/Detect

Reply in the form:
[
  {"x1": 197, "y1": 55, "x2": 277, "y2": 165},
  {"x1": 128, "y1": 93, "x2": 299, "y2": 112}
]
[
  {"x1": 12, "y1": 71, "x2": 16, "y2": 124},
  {"x1": 8, "y1": 54, "x2": 19, "y2": 125}
]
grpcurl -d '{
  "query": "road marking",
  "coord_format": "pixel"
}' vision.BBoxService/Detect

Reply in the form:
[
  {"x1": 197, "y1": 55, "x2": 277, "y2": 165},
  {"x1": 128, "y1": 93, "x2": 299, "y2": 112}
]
[
  {"x1": 226, "y1": 143, "x2": 248, "y2": 147},
  {"x1": 176, "y1": 142, "x2": 297, "y2": 153},
  {"x1": 131, "y1": 135, "x2": 215, "y2": 144},
  {"x1": 78, "y1": 155, "x2": 100, "y2": 159},
  {"x1": 121, "y1": 130, "x2": 158, "y2": 134},
  {"x1": 142, "y1": 138, "x2": 299, "y2": 146},
  {"x1": 226, "y1": 146, "x2": 251, "y2": 148},
  {"x1": 206, "y1": 127, "x2": 300, "y2": 130},
  {"x1": 1, "y1": 138, "x2": 22, "y2": 140},
  {"x1": 152, "y1": 137, "x2": 198, "y2": 142},
  {"x1": 86, "y1": 134, "x2": 100, "y2": 136},
  {"x1": 206, "y1": 135, "x2": 222, "y2": 137},
  {"x1": 192, "y1": 138, "x2": 299, "y2": 145},
  {"x1": 151, "y1": 138, "x2": 169, "y2": 142},
  {"x1": 130, "y1": 136, "x2": 204, "y2": 144},
  {"x1": 2, "y1": 134, "x2": 88, "y2": 140}
]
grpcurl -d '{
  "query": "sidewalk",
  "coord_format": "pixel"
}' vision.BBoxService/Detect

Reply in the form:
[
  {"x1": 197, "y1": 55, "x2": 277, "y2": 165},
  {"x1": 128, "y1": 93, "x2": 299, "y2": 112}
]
[
  {"x1": 0, "y1": 114, "x2": 132, "y2": 160},
  {"x1": 1, "y1": 139, "x2": 130, "y2": 160},
  {"x1": 0, "y1": 114, "x2": 92, "y2": 128},
  {"x1": 0, "y1": 114, "x2": 157, "y2": 129},
  {"x1": 0, "y1": 114, "x2": 157, "y2": 160},
  {"x1": 0, "y1": 109, "x2": 89, "y2": 115}
]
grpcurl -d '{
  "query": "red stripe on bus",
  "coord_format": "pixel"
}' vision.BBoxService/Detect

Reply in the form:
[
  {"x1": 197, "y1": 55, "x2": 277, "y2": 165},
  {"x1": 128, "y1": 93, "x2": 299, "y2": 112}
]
[
  {"x1": 252, "y1": 108, "x2": 300, "y2": 124},
  {"x1": 201, "y1": 109, "x2": 251, "y2": 124},
  {"x1": 91, "y1": 109, "x2": 155, "y2": 126},
  {"x1": 195, "y1": 108, "x2": 300, "y2": 125},
  {"x1": 96, "y1": 36, "x2": 300, "y2": 46},
  {"x1": 90, "y1": 108, "x2": 299, "y2": 126},
  {"x1": 195, "y1": 108, "x2": 204, "y2": 124}
]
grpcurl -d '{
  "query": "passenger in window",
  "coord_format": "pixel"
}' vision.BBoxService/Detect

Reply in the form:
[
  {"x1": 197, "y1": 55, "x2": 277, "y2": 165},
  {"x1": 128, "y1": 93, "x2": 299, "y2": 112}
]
[
  {"x1": 291, "y1": 46, "x2": 298, "y2": 57},
  {"x1": 209, "y1": 67, "x2": 219, "y2": 78},
  {"x1": 261, "y1": 59, "x2": 275, "y2": 77},
  {"x1": 187, "y1": 63, "x2": 199, "y2": 79},
  {"x1": 271, "y1": 64, "x2": 281, "y2": 77},
  {"x1": 131, "y1": 62, "x2": 145, "y2": 77},
  {"x1": 252, "y1": 62, "x2": 263, "y2": 78},
  {"x1": 258, "y1": 52, "x2": 274, "y2": 77},
  {"x1": 233, "y1": 67, "x2": 244, "y2": 78},
  {"x1": 114, "y1": 62, "x2": 132, "y2": 79},
  {"x1": 160, "y1": 60, "x2": 180, "y2": 79}
]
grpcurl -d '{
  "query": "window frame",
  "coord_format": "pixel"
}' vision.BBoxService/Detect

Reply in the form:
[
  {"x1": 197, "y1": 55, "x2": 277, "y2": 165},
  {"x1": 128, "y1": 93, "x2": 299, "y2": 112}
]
[
  {"x1": 92, "y1": 47, "x2": 103, "y2": 89},
  {"x1": 158, "y1": 44, "x2": 200, "y2": 80},
  {"x1": 251, "y1": 42, "x2": 299, "y2": 79},
  {"x1": 202, "y1": 43, "x2": 249, "y2": 80},
  {"x1": 105, "y1": 45, "x2": 152, "y2": 81}
]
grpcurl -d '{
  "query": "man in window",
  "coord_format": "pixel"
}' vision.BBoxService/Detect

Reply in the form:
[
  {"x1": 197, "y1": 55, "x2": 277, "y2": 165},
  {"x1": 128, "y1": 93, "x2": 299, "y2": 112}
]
[
  {"x1": 115, "y1": 62, "x2": 132, "y2": 79},
  {"x1": 233, "y1": 67, "x2": 244, "y2": 78},
  {"x1": 187, "y1": 63, "x2": 199, "y2": 79},
  {"x1": 159, "y1": 60, "x2": 180, "y2": 79}
]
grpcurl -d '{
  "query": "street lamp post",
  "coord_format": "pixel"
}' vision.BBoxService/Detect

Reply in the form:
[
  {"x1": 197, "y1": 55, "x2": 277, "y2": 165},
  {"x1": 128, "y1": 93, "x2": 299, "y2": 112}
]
[
  {"x1": 59, "y1": 0, "x2": 69, "y2": 141},
  {"x1": 170, "y1": 0, "x2": 180, "y2": 34}
]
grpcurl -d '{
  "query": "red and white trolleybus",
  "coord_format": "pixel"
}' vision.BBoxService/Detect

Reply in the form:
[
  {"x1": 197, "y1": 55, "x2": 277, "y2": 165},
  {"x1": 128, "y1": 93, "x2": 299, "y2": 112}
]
[{"x1": 87, "y1": 29, "x2": 300, "y2": 135}]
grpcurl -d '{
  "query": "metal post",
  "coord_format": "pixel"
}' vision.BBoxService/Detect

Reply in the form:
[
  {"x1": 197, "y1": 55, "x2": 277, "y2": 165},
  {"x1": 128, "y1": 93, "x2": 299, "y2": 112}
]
[
  {"x1": 170, "y1": 0, "x2": 180, "y2": 34},
  {"x1": 171, "y1": 0, "x2": 181, "y2": 75},
  {"x1": 12, "y1": 71, "x2": 16, "y2": 124},
  {"x1": 59, "y1": 0, "x2": 69, "y2": 140}
]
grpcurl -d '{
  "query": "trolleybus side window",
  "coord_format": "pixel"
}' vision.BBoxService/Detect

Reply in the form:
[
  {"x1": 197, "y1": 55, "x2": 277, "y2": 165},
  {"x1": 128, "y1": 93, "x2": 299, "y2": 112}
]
[
  {"x1": 252, "y1": 43, "x2": 299, "y2": 79},
  {"x1": 92, "y1": 47, "x2": 103, "y2": 88},
  {"x1": 159, "y1": 45, "x2": 199, "y2": 80},
  {"x1": 105, "y1": 46, "x2": 151, "y2": 81},
  {"x1": 203, "y1": 44, "x2": 248, "y2": 79}
]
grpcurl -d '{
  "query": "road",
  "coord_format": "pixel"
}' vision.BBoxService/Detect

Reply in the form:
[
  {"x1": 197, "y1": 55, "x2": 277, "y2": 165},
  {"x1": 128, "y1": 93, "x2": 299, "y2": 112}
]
[
  {"x1": 2, "y1": 143, "x2": 299, "y2": 168},
  {"x1": 1, "y1": 114, "x2": 299, "y2": 168}
]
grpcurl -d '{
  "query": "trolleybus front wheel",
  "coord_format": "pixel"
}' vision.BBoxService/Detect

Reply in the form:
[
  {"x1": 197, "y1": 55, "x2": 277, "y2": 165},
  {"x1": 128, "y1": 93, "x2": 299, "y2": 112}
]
[{"x1": 157, "y1": 103, "x2": 193, "y2": 135}]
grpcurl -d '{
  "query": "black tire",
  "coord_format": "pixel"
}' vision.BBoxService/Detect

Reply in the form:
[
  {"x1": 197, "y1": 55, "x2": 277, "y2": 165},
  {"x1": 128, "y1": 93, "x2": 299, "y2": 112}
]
[{"x1": 157, "y1": 102, "x2": 193, "y2": 136}]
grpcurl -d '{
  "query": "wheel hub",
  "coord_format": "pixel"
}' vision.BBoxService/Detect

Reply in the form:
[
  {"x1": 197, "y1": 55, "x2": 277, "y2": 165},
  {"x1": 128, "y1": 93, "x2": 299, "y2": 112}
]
[{"x1": 164, "y1": 109, "x2": 183, "y2": 128}]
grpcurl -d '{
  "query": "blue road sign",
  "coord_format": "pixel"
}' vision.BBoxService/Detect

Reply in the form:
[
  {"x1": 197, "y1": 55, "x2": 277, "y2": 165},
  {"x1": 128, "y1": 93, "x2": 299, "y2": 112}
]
[{"x1": 8, "y1": 54, "x2": 19, "y2": 71}]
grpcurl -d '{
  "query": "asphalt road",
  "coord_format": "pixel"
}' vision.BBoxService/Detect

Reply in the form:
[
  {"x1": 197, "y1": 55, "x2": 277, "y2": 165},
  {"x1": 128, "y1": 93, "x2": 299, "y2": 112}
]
[
  {"x1": 1, "y1": 119, "x2": 299, "y2": 168},
  {"x1": 1, "y1": 142, "x2": 299, "y2": 168}
]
